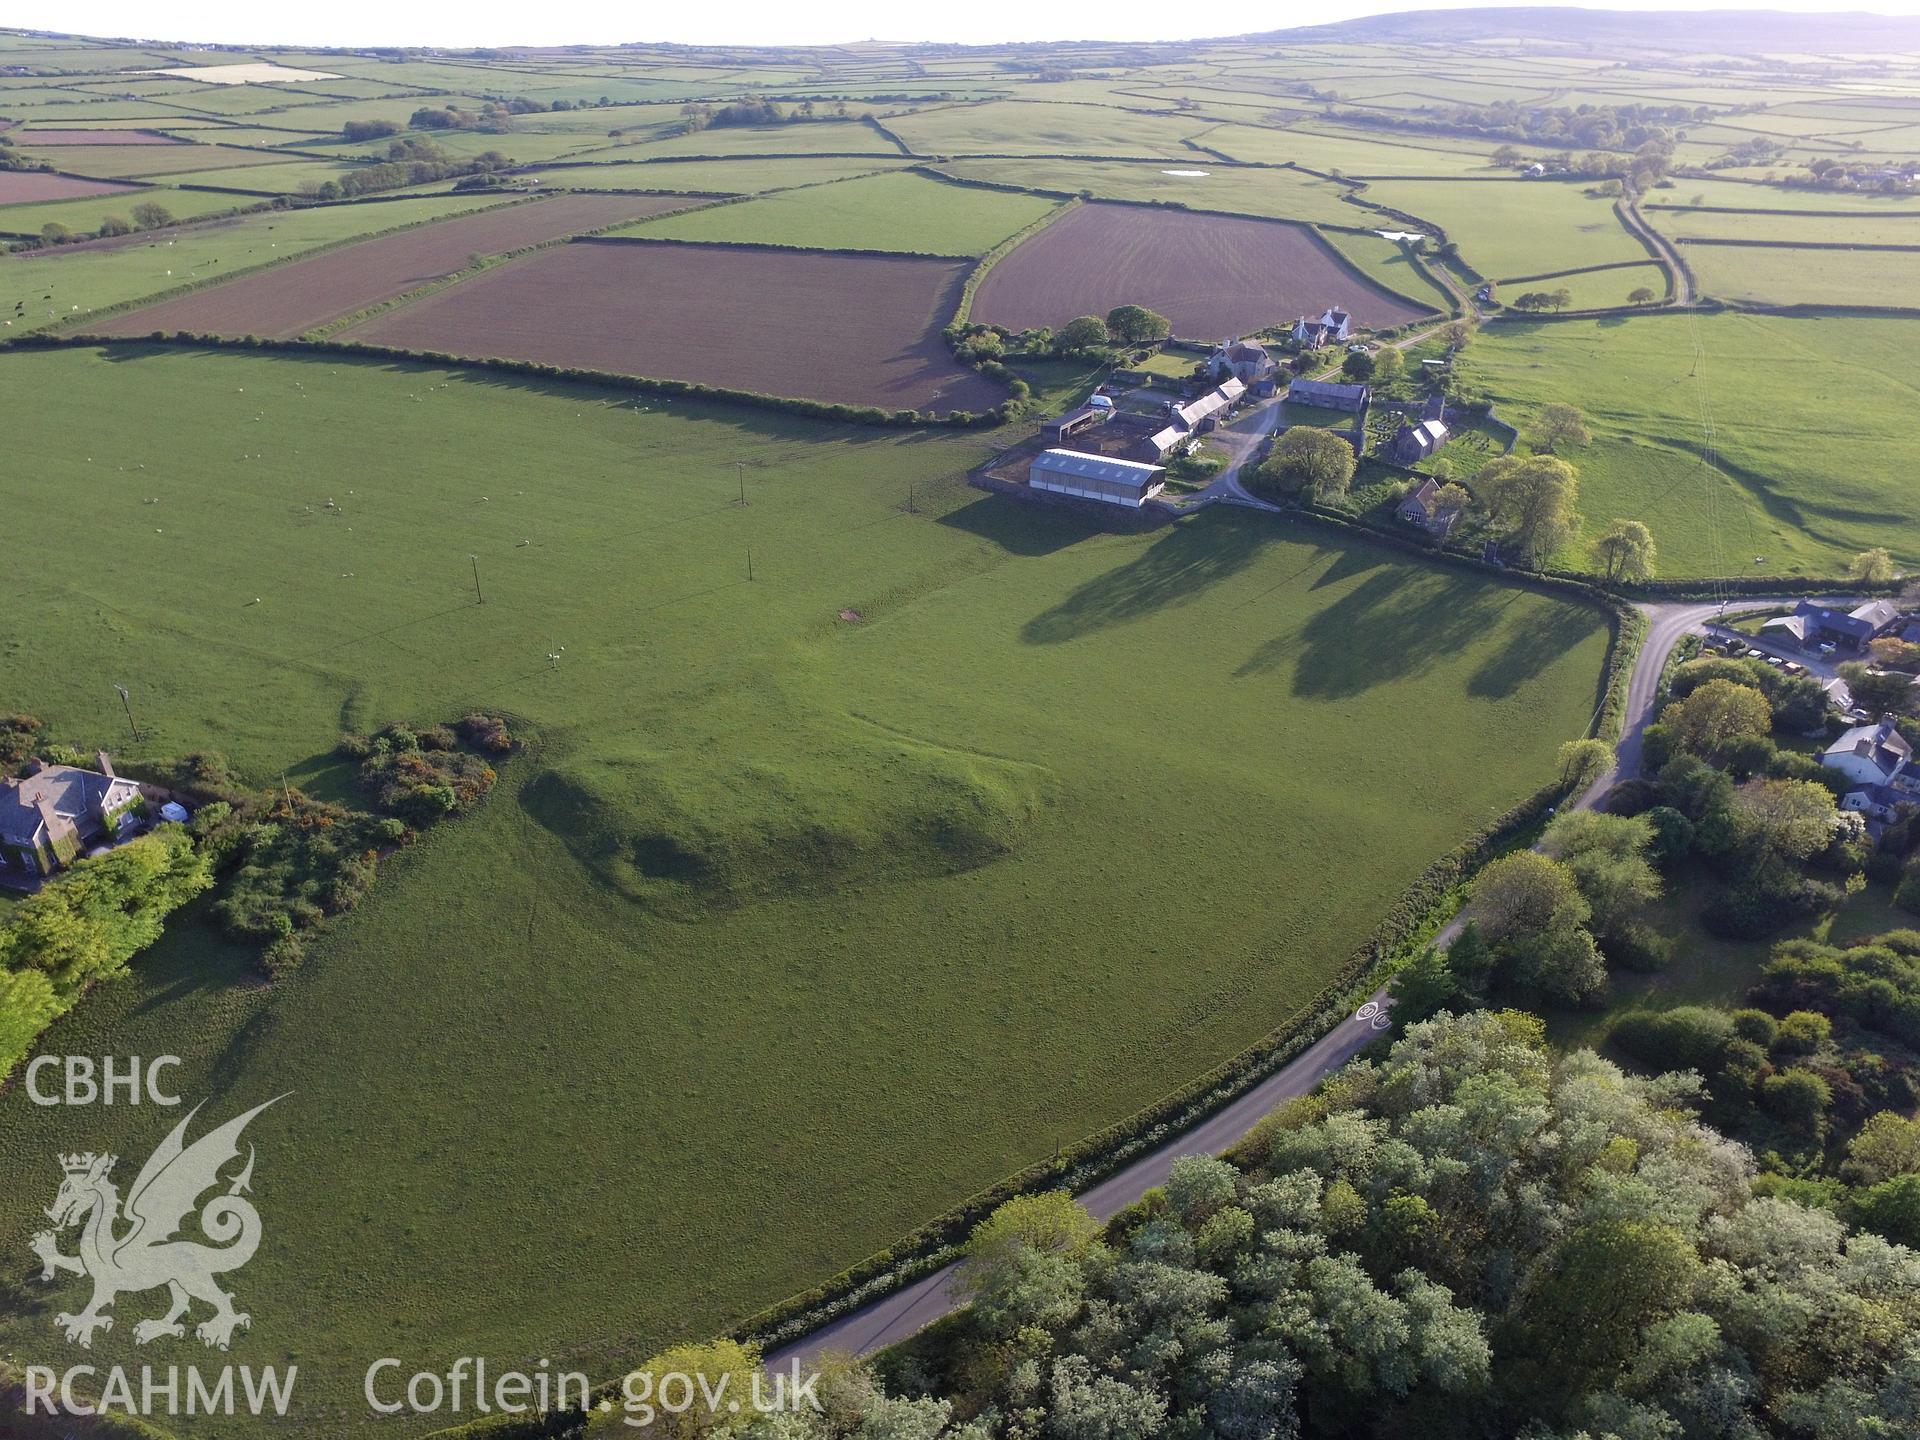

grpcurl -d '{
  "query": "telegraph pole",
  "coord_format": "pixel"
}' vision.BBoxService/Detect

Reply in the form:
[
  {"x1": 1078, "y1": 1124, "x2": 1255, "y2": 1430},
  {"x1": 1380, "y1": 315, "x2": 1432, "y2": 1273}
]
[
  {"x1": 470, "y1": 553, "x2": 485, "y2": 605},
  {"x1": 113, "y1": 684, "x2": 137, "y2": 743}
]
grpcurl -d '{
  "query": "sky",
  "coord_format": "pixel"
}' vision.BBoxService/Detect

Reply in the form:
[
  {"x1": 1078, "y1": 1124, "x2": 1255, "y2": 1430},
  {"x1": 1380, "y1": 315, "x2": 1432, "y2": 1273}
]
[{"x1": 34, "y1": 1, "x2": 1920, "y2": 51}]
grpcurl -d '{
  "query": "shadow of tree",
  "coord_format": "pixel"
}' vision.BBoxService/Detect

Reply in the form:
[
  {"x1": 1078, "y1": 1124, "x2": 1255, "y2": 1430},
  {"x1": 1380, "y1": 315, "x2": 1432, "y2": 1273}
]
[
  {"x1": 1021, "y1": 514, "x2": 1276, "y2": 644},
  {"x1": 1468, "y1": 600, "x2": 1604, "y2": 699},
  {"x1": 1244, "y1": 568, "x2": 1508, "y2": 698}
]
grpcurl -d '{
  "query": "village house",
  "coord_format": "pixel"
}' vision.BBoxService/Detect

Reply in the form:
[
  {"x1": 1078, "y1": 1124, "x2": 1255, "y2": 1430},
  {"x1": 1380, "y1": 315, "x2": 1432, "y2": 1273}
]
[
  {"x1": 1029, "y1": 449, "x2": 1167, "y2": 509},
  {"x1": 1385, "y1": 394, "x2": 1451, "y2": 467},
  {"x1": 1208, "y1": 338, "x2": 1278, "y2": 390},
  {"x1": 1290, "y1": 307, "x2": 1353, "y2": 350},
  {"x1": 1286, "y1": 377, "x2": 1371, "y2": 413},
  {"x1": 1819, "y1": 716, "x2": 1920, "y2": 819},
  {"x1": 0, "y1": 753, "x2": 145, "y2": 877},
  {"x1": 1397, "y1": 477, "x2": 1464, "y2": 538},
  {"x1": 1764, "y1": 598, "x2": 1904, "y2": 654}
]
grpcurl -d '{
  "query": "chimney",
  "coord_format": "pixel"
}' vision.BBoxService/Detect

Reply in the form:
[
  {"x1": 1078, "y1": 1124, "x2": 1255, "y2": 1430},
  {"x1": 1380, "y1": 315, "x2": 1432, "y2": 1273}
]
[{"x1": 95, "y1": 751, "x2": 114, "y2": 778}]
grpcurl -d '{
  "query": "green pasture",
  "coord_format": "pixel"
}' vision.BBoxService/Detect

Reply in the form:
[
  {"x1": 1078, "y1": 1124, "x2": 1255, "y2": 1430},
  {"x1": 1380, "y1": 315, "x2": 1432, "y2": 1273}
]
[
  {"x1": 1681, "y1": 241, "x2": 1920, "y2": 308},
  {"x1": 934, "y1": 156, "x2": 1369, "y2": 226},
  {"x1": 526, "y1": 156, "x2": 914, "y2": 193},
  {"x1": 0, "y1": 193, "x2": 510, "y2": 329},
  {"x1": 1361, "y1": 177, "x2": 1650, "y2": 281},
  {"x1": 149, "y1": 159, "x2": 380, "y2": 194},
  {"x1": 1496, "y1": 261, "x2": 1668, "y2": 309},
  {"x1": 0, "y1": 344, "x2": 1611, "y2": 1435},
  {"x1": 619, "y1": 170, "x2": 1058, "y2": 255},
  {"x1": 1660, "y1": 208, "x2": 1920, "y2": 246},
  {"x1": 1461, "y1": 312, "x2": 1920, "y2": 576},
  {"x1": 884, "y1": 99, "x2": 1208, "y2": 156},
  {"x1": 0, "y1": 184, "x2": 249, "y2": 237},
  {"x1": 1316, "y1": 228, "x2": 1455, "y2": 312},
  {"x1": 22, "y1": 143, "x2": 311, "y2": 178},
  {"x1": 1205, "y1": 122, "x2": 1526, "y2": 177},
  {"x1": 627, "y1": 119, "x2": 906, "y2": 158}
]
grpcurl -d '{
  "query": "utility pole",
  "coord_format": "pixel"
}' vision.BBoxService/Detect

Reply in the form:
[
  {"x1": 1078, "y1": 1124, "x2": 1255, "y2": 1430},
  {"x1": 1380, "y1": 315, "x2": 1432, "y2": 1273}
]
[
  {"x1": 113, "y1": 684, "x2": 137, "y2": 743},
  {"x1": 747, "y1": 547, "x2": 754, "y2": 582},
  {"x1": 737, "y1": 461, "x2": 746, "y2": 505},
  {"x1": 470, "y1": 553, "x2": 484, "y2": 605},
  {"x1": 908, "y1": 482, "x2": 917, "y2": 514}
]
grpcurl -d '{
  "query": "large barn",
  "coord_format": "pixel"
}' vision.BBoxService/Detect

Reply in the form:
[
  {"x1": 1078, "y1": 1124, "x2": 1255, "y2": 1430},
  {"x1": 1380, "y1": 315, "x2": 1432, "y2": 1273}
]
[{"x1": 1028, "y1": 449, "x2": 1167, "y2": 508}]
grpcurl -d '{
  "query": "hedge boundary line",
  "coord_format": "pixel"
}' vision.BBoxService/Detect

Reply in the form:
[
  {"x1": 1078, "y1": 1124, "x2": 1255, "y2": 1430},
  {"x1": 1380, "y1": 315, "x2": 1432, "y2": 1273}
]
[
  {"x1": 1648, "y1": 202, "x2": 1920, "y2": 219},
  {"x1": 1719, "y1": 298, "x2": 1920, "y2": 319},
  {"x1": 14, "y1": 331, "x2": 1015, "y2": 428},
  {"x1": 1497, "y1": 257, "x2": 1668, "y2": 286},
  {"x1": 1676, "y1": 234, "x2": 1920, "y2": 253},
  {"x1": 951, "y1": 195, "x2": 1078, "y2": 327},
  {"x1": 575, "y1": 231, "x2": 976, "y2": 263}
]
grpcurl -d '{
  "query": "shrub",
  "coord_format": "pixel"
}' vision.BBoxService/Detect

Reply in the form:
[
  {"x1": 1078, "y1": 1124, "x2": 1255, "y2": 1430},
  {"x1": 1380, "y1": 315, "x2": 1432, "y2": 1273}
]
[
  {"x1": 1772, "y1": 1010, "x2": 1833, "y2": 1058},
  {"x1": 260, "y1": 933, "x2": 305, "y2": 979},
  {"x1": 1610, "y1": 1006, "x2": 1733, "y2": 1074},
  {"x1": 1729, "y1": 1008, "x2": 1779, "y2": 1048},
  {"x1": 458, "y1": 711, "x2": 516, "y2": 754}
]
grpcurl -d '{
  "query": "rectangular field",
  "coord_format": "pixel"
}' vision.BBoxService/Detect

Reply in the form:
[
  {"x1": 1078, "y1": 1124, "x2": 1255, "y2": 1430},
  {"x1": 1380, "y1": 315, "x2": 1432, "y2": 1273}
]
[
  {"x1": 339, "y1": 238, "x2": 1007, "y2": 412},
  {"x1": 0, "y1": 169, "x2": 140, "y2": 204},
  {"x1": 884, "y1": 99, "x2": 1209, "y2": 156},
  {"x1": 1359, "y1": 177, "x2": 1650, "y2": 281},
  {"x1": 969, "y1": 200, "x2": 1432, "y2": 340},
  {"x1": 1680, "y1": 241, "x2": 1920, "y2": 308},
  {"x1": 85, "y1": 192, "x2": 700, "y2": 340},
  {"x1": 12, "y1": 127, "x2": 188, "y2": 145},
  {"x1": 618, "y1": 170, "x2": 1059, "y2": 255},
  {"x1": 935, "y1": 156, "x2": 1370, "y2": 226}
]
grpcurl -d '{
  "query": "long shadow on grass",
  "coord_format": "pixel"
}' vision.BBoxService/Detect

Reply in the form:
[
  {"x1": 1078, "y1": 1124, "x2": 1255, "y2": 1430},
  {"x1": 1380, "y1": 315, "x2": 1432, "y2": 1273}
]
[
  {"x1": 1244, "y1": 567, "x2": 1508, "y2": 699},
  {"x1": 1021, "y1": 514, "x2": 1275, "y2": 643},
  {"x1": 1467, "y1": 598, "x2": 1604, "y2": 700},
  {"x1": 939, "y1": 494, "x2": 1099, "y2": 558}
]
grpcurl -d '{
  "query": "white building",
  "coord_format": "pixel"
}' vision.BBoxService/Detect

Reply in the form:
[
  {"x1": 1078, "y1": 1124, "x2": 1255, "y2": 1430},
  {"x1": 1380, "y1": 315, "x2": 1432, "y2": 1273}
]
[{"x1": 1028, "y1": 449, "x2": 1167, "y2": 509}]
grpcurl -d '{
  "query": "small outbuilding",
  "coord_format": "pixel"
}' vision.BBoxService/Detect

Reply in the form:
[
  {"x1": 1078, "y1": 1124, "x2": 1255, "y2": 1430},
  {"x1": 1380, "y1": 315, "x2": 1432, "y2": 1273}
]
[
  {"x1": 1029, "y1": 448, "x2": 1167, "y2": 509},
  {"x1": 1286, "y1": 378, "x2": 1371, "y2": 412}
]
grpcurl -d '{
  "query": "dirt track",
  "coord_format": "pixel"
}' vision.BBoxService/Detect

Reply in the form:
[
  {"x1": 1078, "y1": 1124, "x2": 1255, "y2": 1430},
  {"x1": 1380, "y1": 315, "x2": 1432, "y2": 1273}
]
[
  {"x1": 340, "y1": 238, "x2": 1008, "y2": 413},
  {"x1": 83, "y1": 193, "x2": 705, "y2": 340},
  {"x1": 972, "y1": 201, "x2": 1430, "y2": 340}
]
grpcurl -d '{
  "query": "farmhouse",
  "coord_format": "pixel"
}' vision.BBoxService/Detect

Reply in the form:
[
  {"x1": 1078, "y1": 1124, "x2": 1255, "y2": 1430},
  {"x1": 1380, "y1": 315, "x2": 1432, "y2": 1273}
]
[
  {"x1": 0, "y1": 753, "x2": 143, "y2": 876},
  {"x1": 1029, "y1": 448, "x2": 1167, "y2": 509},
  {"x1": 1291, "y1": 307, "x2": 1354, "y2": 349},
  {"x1": 1398, "y1": 478, "x2": 1463, "y2": 538},
  {"x1": 1763, "y1": 598, "x2": 1904, "y2": 654},
  {"x1": 1821, "y1": 716, "x2": 1920, "y2": 820},
  {"x1": 1287, "y1": 377, "x2": 1371, "y2": 412},
  {"x1": 1209, "y1": 337, "x2": 1278, "y2": 388}
]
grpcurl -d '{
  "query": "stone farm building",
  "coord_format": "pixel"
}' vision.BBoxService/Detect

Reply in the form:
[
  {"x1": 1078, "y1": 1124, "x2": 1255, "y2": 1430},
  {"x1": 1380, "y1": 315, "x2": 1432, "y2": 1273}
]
[
  {"x1": 1287, "y1": 378, "x2": 1371, "y2": 412},
  {"x1": 1397, "y1": 478, "x2": 1463, "y2": 538},
  {"x1": 1029, "y1": 449, "x2": 1167, "y2": 509},
  {"x1": 0, "y1": 753, "x2": 144, "y2": 876},
  {"x1": 1764, "y1": 599, "x2": 1904, "y2": 655},
  {"x1": 1291, "y1": 307, "x2": 1353, "y2": 349},
  {"x1": 1208, "y1": 338, "x2": 1278, "y2": 391}
]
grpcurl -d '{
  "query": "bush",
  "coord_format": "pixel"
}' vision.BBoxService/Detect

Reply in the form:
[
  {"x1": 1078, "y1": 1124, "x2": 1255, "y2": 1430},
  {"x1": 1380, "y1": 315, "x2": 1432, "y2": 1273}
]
[
  {"x1": 1610, "y1": 1006, "x2": 1733, "y2": 1074},
  {"x1": 260, "y1": 933, "x2": 305, "y2": 978},
  {"x1": 458, "y1": 712, "x2": 516, "y2": 755},
  {"x1": 1773, "y1": 1010, "x2": 1833, "y2": 1058},
  {"x1": 1729, "y1": 1008, "x2": 1779, "y2": 1048}
]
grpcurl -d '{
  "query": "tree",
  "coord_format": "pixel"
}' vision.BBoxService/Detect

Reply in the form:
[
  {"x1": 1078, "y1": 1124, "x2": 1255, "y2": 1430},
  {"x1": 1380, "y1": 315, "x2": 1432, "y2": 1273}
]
[
  {"x1": 1837, "y1": 660, "x2": 1914, "y2": 718},
  {"x1": 96, "y1": 213, "x2": 132, "y2": 237},
  {"x1": 1470, "y1": 850, "x2": 1590, "y2": 947},
  {"x1": 1255, "y1": 426, "x2": 1356, "y2": 504},
  {"x1": 1628, "y1": 285, "x2": 1658, "y2": 305},
  {"x1": 1056, "y1": 314, "x2": 1111, "y2": 353},
  {"x1": 1548, "y1": 287, "x2": 1573, "y2": 312},
  {"x1": 1529, "y1": 402, "x2": 1592, "y2": 452},
  {"x1": 1734, "y1": 777, "x2": 1838, "y2": 863},
  {"x1": 1104, "y1": 304, "x2": 1170, "y2": 344},
  {"x1": 38, "y1": 222, "x2": 70, "y2": 246},
  {"x1": 1472, "y1": 454, "x2": 1582, "y2": 564},
  {"x1": 1590, "y1": 517, "x2": 1656, "y2": 582},
  {"x1": 1342, "y1": 350, "x2": 1376, "y2": 381},
  {"x1": 1390, "y1": 945, "x2": 1463, "y2": 1025},
  {"x1": 130, "y1": 201, "x2": 173, "y2": 230},
  {"x1": 1842, "y1": 1111, "x2": 1920, "y2": 1185},
  {"x1": 592, "y1": 1338, "x2": 760, "y2": 1438},
  {"x1": 1557, "y1": 737, "x2": 1614, "y2": 793},
  {"x1": 1525, "y1": 1220, "x2": 1701, "y2": 1379},
  {"x1": 1371, "y1": 347, "x2": 1404, "y2": 383},
  {"x1": 1665, "y1": 678, "x2": 1771, "y2": 764},
  {"x1": 1441, "y1": 320, "x2": 1473, "y2": 350},
  {"x1": 1542, "y1": 809, "x2": 1662, "y2": 938},
  {"x1": 1849, "y1": 547, "x2": 1897, "y2": 583}
]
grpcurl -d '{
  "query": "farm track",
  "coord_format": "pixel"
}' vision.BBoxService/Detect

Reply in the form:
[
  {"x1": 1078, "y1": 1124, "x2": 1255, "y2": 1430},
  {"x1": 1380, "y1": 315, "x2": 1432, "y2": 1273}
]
[
  {"x1": 81, "y1": 192, "x2": 697, "y2": 340},
  {"x1": 1617, "y1": 197, "x2": 1694, "y2": 307}
]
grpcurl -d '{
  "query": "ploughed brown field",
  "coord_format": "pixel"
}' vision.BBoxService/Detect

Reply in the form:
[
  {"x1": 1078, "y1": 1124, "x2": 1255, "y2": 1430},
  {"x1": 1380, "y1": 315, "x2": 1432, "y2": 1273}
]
[
  {"x1": 971, "y1": 201, "x2": 1431, "y2": 340},
  {"x1": 0, "y1": 171, "x2": 139, "y2": 204},
  {"x1": 15, "y1": 129, "x2": 187, "y2": 145},
  {"x1": 338, "y1": 238, "x2": 1008, "y2": 413},
  {"x1": 84, "y1": 193, "x2": 706, "y2": 340}
]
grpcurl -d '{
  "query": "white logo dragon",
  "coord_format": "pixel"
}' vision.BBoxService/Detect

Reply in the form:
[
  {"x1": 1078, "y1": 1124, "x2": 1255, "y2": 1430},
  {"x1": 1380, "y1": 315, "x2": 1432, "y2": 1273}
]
[{"x1": 29, "y1": 1097, "x2": 284, "y2": 1351}]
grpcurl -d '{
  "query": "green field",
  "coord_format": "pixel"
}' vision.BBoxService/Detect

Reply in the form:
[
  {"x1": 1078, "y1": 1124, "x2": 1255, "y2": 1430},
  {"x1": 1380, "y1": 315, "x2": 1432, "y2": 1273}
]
[
  {"x1": 619, "y1": 170, "x2": 1060, "y2": 255},
  {"x1": 1496, "y1": 260, "x2": 1669, "y2": 309},
  {"x1": 885, "y1": 99, "x2": 1209, "y2": 156},
  {"x1": 0, "y1": 193, "x2": 511, "y2": 328},
  {"x1": 0, "y1": 183, "x2": 253, "y2": 237},
  {"x1": 1460, "y1": 312, "x2": 1920, "y2": 575},
  {"x1": 1682, "y1": 241, "x2": 1920, "y2": 307},
  {"x1": 935, "y1": 155, "x2": 1373, "y2": 226},
  {"x1": 1361, "y1": 177, "x2": 1651, "y2": 280},
  {"x1": 1317, "y1": 227, "x2": 1457, "y2": 311},
  {"x1": 525, "y1": 156, "x2": 915, "y2": 192},
  {"x1": 0, "y1": 344, "x2": 1611, "y2": 1433},
  {"x1": 1204, "y1": 121, "x2": 1519, "y2": 177},
  {"x1": 627, "y1": 118, "x2": 906, "y2": 157}
]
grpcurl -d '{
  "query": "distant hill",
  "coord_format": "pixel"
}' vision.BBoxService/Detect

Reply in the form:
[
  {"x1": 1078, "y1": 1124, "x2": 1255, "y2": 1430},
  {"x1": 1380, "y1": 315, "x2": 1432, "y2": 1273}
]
[{"x1": 1256, "y1": 7, "x2": 1920, "y2": 54}]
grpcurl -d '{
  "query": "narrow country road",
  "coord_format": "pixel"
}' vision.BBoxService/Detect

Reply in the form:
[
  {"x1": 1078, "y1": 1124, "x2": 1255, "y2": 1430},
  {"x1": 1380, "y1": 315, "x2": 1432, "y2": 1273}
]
[
  {"x1": 1615, "y1": 198, "x2": 1694, "y2": 308},
  {"x1": 764, "y1": 591, "x2": 1839, "y2": 1373}
]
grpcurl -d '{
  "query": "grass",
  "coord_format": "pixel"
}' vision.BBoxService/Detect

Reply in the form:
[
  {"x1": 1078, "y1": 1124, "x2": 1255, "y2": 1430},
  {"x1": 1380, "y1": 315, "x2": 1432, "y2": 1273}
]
[
  {"x1": 884, "y1": 99, "x2": 1209, "y2": 157},
  {"x1": 1682, "y1": 241, "x2": 1920, "y2": 308},
  {"x1": 627, "y1": 120, "x2": 906, "y2": 158},
  {"x1": 618, "y1": 171, "x2": 1059, "y2": 256},
  {"x1": 0, "y1": 344, "x2": 1611, "y2": 1434},
  {"x1": 524, "y1": 156, "x2": 917, "y2": 192},
  {"x1": 1360, "y1": 178, "x2": 1651, "y2": 281},
  {"x1": 0, "y1": 183, "x2": 252, "y2": 237},
  {"x1": 1497, "y1": 262, "x2": 1668, "y2": 309},
  {"x1": 1204, "y1": 122, "x2": 1519, "y2": 177},
  {"x1": 1661, "y1": 209, "x2": 1920, "y2": 247},
  {"x1": 935, "y1": 156, "x2": 1372, "y2": 227},
  {"x1": 1458, "y1": 311, "x2": 1920, "y2": 576},
  {"x1": 0, "y1": 193, "x2": 512, "y2": 330},
  {"x1": 1316, "y1": 228, "x2": 1455, "y2": 312}
]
